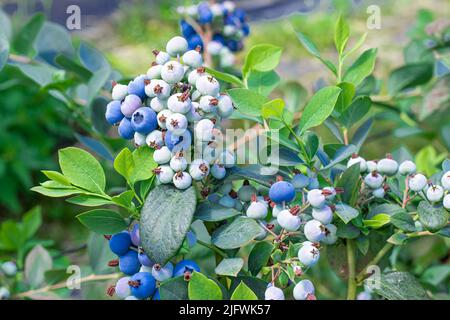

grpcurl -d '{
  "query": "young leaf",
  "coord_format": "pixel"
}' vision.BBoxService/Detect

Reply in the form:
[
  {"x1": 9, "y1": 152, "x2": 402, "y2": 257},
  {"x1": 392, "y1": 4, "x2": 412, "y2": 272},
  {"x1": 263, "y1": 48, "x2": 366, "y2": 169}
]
[
  {"x1": 227, "y1": 88, "x2": 267, "y2": 117},
  {"x1": 297, "y1": 86, "x2": 342, "y2": 135},
  {"x1": 343, "y1": 48, "x2": 377, "y2": 87},
  {"x1": 58, "y1": 147, "x2": 106, "y2": 194},
  {"x1": 41, "y1": 170, "x2": 71, "y2": 186},
  {"x1": 335, "y1": 82, "x2": 355, "y2": 114},
  {"x1": 215, "y1": 258, "x2": 244, "y2": 277},
  {"x1": 243, "y1": 44, "x2": 283, "y2": 79},
  {"x1": 204, "y1": 67, "x2": 243, "y2": 87},
  {"x1": 76, "y1": 209, "x2": 127, "y2": 234},
  {"x1": 334, "y1": 15, "x2": 350, "y2": 55},
  {"x1": 363, "y1": 214, "x2": 391, "y2": 229},
  {"x1": 66, "y1": 195, "x2": 112, "y2": 207},
  {"x1": 230, "y1": 281, "x2": 258, "y2": 300},
  {"x1": 31, "y1": 186, "x2": 81, "y2": 198},
  {"x1": 261, "y1": 98, "x2": 285, "y2": 120},
  {"x1": 294, "y1": 29, "x2": 337, "y2": 75},
  {"x1": 188, "y1": 272, "x2": 223, "y2": 300},
  {"x1": 140, "y1": 185, "x2": 197, "y2": 265},
  {"x1": 211, "y1": 217, "x2": 262, "y2": 249}
]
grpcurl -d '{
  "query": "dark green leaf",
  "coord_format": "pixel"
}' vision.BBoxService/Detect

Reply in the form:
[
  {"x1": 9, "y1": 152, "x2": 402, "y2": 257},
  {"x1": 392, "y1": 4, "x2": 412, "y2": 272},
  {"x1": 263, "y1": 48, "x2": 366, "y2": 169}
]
[
  {"x1": 338, "y1": 96, "x2": 372, "y2": 128},
  {"x1": 387, "y1": 62, "x2": 433, "y2": 95},
  {"x1": 76, "y1": 209, "x2": 127, "y2": 234},
  {"x1": 195, "y1": 202, "x2": 241, "y2": 222},
  {"x1": 248, "y1": 241, "x2": 273, "y2": 276},
  {"x1": 417, "y1": 201, "x2": 449, "y2": 233},
  {"x1": 390, "y1": 212, "x2": 416, "y2": 232},
  {"x1": 13, "y1": 13, "x2": 45, "y2": 56},
  {"x1": 335, "y1": 203, "x2": 359, "y2": 224},
  {"x1": 343, "y1": 48, "x2": 377, "y2": 87},
  {"x1": 247, "y1": 70, "x2": 280, "y2": 97},
  {"x1": 336, "y1": 164, "x2": 361, "y2": 206},
  {"x1": 229, "y1": 276, "x2": 268, "y2": 300},
  {"x1": 159, "y1": 276, "x2": 189, "y2": 300}
]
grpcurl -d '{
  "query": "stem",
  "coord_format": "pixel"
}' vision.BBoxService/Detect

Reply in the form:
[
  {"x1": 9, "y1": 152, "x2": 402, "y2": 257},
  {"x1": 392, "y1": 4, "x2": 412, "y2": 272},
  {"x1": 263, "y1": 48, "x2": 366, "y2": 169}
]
[
  {"x1": 356, "y1": 242, "x2": 394, "y2": 283},
  {"x1": 283, "y1": 119, "x2": 310, "y2": 164},
  {"x1": 14, "y1": 273, "x2": 121, "y2": 299},
  {"x1": 402, "y1": 176, "x2": 410, "y2": 209},
  {"x1": 343, "y1": 127, "x2": 349, "y2": 145},
  {"x1": 346, "y1": 240, "x2": 357, "y2": 300},
  {"x1": 197, "y1": 239, "x2": 228, "y2": 259}
]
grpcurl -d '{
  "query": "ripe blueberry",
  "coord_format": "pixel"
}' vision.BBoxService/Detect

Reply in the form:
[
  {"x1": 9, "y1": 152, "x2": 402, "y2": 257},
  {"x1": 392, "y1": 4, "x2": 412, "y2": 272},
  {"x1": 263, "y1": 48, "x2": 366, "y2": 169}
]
[
  {"x1": 105, "y1": 100, "x2": 124, "y2": 125},
  {"x1": 152, "y1": 262, "x2": 174, "y2": 282},
  {"x1": 119, "y1": 250, "x2": 141, "y2": 275},
  {"x1": 109, "y1": 231, "x2": 132, "y2": 256},
  {"x1": 129, "y1": 272, "x2": 156, "y2": 299},
  {"x1": 269, "y1": 179, "x2": 296, "y2": 204},
  {"x1": 131, "y1": 107, "x2": 157, "y2": 134},
  {"x1": 121, "y1": 94, "x2": 142, "y2": 118},
  {"x1": 173, "y1": 260, "x2": 200, "y2": 277}
]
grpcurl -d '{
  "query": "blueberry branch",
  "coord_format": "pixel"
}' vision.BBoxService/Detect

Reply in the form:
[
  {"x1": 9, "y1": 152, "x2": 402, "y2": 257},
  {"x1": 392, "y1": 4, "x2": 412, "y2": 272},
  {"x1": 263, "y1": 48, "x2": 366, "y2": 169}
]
[
  {"x1": 355, "y1": 242, "x2": 394, "y2": 284},
  {"x1": 346, "y1": 239, "x2": 357, "y2": 300}
]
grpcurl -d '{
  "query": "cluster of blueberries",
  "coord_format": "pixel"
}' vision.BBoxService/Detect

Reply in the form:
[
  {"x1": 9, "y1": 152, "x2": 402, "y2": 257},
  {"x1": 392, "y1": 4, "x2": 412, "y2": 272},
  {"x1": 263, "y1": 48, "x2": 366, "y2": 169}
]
[
  {"x1": 107, "y1": 223, "x2": 200, "y2": 300},
  {"x1": 105, "y1": 35, "x2": 237, "y2": 190},
  {"x1": 347, "y1": 153, "x2": 450, "y2": 210},
  {"x1": 177, "y1": 1, "x2": 249, "y2": 68},
  {"x1": 0, "y1": 261, "x2": 17, "y2": 300}
]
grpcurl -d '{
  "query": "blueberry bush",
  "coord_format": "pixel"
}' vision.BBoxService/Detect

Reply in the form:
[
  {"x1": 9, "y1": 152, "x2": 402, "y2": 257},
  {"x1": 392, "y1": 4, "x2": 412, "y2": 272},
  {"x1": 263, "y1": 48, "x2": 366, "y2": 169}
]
[{"x1": 1, "y1": 3, "x2": 449, "y2": 300}]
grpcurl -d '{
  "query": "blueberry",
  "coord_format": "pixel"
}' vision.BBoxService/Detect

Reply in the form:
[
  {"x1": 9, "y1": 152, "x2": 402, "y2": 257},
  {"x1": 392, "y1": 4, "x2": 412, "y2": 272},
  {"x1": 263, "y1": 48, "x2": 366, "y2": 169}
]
[
  {"x1": 357, "y1": 291, "x2": 372, "y2": 300},
  {"x1": 121, "y1": 94, "x2": 142, "y2": 118},
  {"x1": 409, "y1": 173, "x2": 427, "y2": 192},
  {"x1": 307, "y1": 177, "x2": 320, "y2": 190},
  {"x1": 364, "y1": 172, "x2": 384, "y2": 189},
  {"x1": 105, "y1": 101, "x2": 124, "y2": 125},
  {"x1": 165, "y1": 130, "x2": 192, "y2": 152},
  {"x1": 264, "y1": 285, "x2": 285, "y2": 300},
  {"x1": 128, "y1": 75, "x2": 147, "y2": 100},
  {"x1": 426, "y1": 185, "x2": 444, "y2": 202},
  {"x1": 226, "y1": 39, "x2": 242, "y2": 52},
  {"x1": 166, "y1": 36, "x2": 188, "y2": 57},
  {"x1": 322, "y1": 224, "x2": 337, "y2": 245},
  {"x1": 0, "y1": 287, "x2": 10, "y2": 300},
  {"x1": 1, "y1": 261, "x2": 17, "y2": 277},
  {"x1": 304, "y1": 219, "x2": 326, "y2": 242},
  {"x1": 155, "y1": 165, "x2": 175, "y2": 184},
  {"x1": 173, "y1": 171, "x2": 193, "y2": 190},
  {"x1": 293, "y1": 279, "x2": 315, "y2": 300},
  {"x1": 130, "y1": 224, "x2": 140, "y2": 246},
  {"x1": 377, "y1": 155, "x2": 398, "y2": 176},
  {"x1": 277, "y1": 207, "x2": 301, "y2": 231},
  {"x1": 119, "y1": 250, "x2": 141, "y2": 275},
  {"x1": 246, "y1": 196, "x2": 268, "y2": 219},
  {"x1": 138, "y1": 249, "x2": 154, "y2": 267},
  {"x1": 212, "y1": 33, "x2": 226, "y2": 45},
  {"x1": 398, "y1": 160, "x2": 416, "y2": 176},
  {"x1": 187, "y1": 34, "x2": 204, "y2": 51},
  {"x1": 115, "y1": 276, "x2": 131, "y2": 299},
  {"x1": 269, "y1": 180, "x2": 296, "y2": 203},
  {"x1": 347, "y1": 154, "x2": 367, "y2": 173},
  {"x1": 109, "y1": 231, "x2": 132, "y2": 256},
  {"x1": 241, "y1": 23, "x2": 250, "y2": 36},
  {"x1": 173, "y1": 260, "x2": 200, "y2": 277},
  {"x1": 211, "y1": 164, "x2": 226, "y2": 180},
  {"x1": 180, "y1": 19, "x2": 196, "y2": 39},
  {"x1": 129, "y1": 272, "x2": 156, "y2": 299},
  {"x1": 292, "y1": 173, "x2": 309, "y2": 189},
  {"x1": 443, "y1": 194, "x2": 450, "y2": 210},
  {"x1": 234, "y1": 8, "x2": 247, "y2": 22},
  {"x1": 118, "y1": 118, "x2": 135, "y2": 140},
  {"x1": 298, "y1": 242, "x2": 320, "y2": 267},
  {"x1": 131, "y1": 107, "x2": 157, "y2": 134},
  {"x1": 197, "y1": 2, "x2": 213, "y2": 24},
  {"x1": 441, "y1": 171, "x2": 450, "y2": 190},
  {"x1": 312, "y1": 205, "x2": 333, "y2": 225},
  {"x1": 152, "y1": 262, "x2": 174, "y2": 282}
]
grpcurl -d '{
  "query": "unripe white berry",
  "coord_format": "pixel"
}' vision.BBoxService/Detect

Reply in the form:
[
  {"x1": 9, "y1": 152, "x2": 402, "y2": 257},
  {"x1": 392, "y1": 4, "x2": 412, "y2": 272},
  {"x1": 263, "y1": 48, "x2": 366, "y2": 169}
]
[
  {"x1": 196, "y1": 75, "x2": 220, "y2": 96},
  {"x1": 398, "y1": 160, "x2": 416, "y2": 175},
  {"x1": 166, "y1": 36, "x2": 188, "y2": 57},
  {"x1": 153, "y1": 146, "x2": 172, "y2": 164},
  {"x1": 426, "y1": 185, "x2": 444, "y2": 202},
  {"x1": 409, "y1": 174, "x2": 427, "y2": 192}
]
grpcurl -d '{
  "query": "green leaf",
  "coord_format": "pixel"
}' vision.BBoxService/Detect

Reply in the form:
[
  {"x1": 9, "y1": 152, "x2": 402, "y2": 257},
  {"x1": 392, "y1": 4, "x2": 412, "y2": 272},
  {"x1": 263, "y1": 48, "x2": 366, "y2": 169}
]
[
  {"x1": 343, "y1": 48, "x2": 377, "y2": 87},
  {"x1": 211, "y1": 217, "x2": 262, "y2": 250},
  {"x1": 159, "y1": 276, "x2": 189, "y2": 300},
  {"x1": 31, "y1": 186, "x2": 81, "y2": 198},
  {"x1": 66, "y1": 195, "x2": 112, "y2": 207},
  {"x1": 373, "y1": 272, "x2": 429, "y2": 300},
  {"x1": 215, "y1": 258, "x2": 244, "y2": 277},
  {"x1": 390, "y1": 212, "x2": 416, "y2": 232},
  {"x1": 23, "y1": 207, "x2": 42, "y2": 239},
  {"x1": 420, "y1": 265, "x2": 450, "y2": 286},
  {"x1": 13, "y1": 13, "x2": 45, "y2": 56},
  {"x1": 417, "y1": 201, "x2": 449, "y2": 233},
  {"x1": 336, "y1": 221, "x2": 360, "y2": 239},
  {"x1": 230, "y1": 281, "x2": 258, "y2": 300},
  {"x1": 334, "y1": 15, "x2": 350, "y2": 55},
  {"x1": 0, "y1": 9, "x2": 12, "y2": 39},
  {"x1": 294, "y1": 29, "x2": 337, "y2": 75},
  {"x1": 335, "y1": 82, "x2": 355, "y2": 114},
  {"x1": 25, "y1": 245, "x2": 52, "y2": 289},
  {"x1": 297, "y1": 86, "x2": 342, "y2": 135},
  {"x1": 111, "y1": 190, "x2": 135, "y2": 209},
  {"x1": 343, "y1": 32, "x2": 367, "y2": 58},
  {"x1": 14, "y1": 62, "x2": 57, "y2": 86},
  {"x1": 188, "y1": 272, "x2": 222, "y2": 300},
  {"x1": 76, "y1": 209, "x2": 127, "y2": 234},
  {"x1": 282, "y1": 81, "x2": 308, "y2": 113},
  {"x1": 352, "y1": 118, "x2": 373, "y2": 150},
  {"x1": 247, "y1": 70, "x2": 280, "y2": 97},
  {"x1": 0, "y1": 31, "x2": 9, "y2": 72},
  {"x1": 335, "y1": 202, "x2": 359, "y2": 224},
  {"x1": 34, "y1": 22, "x2": 74, "y2": 62},
  {"x1": 0, "y1": 220, "x2": 26, "y2": 250},
  {"x1": 195, "y1": 202, "x2": 241, "y2": 222},
  {"x1": 204, "y1": 67, "x2": 243, "y2": 87},
  {"x1": 58, "y1": 147, "x2": 106, "y2": 194},
  {"x1": 229, "y1": 276, "x2": 268, "y2": 300},
  {"x1": 356, "y1": 236, "x2": 369, "y2": 255},
  {"x1": 261, "y1": 98, "x2": 285, "y2": 120},
  {"x1": 243, "y1": 44, "x2": 283, "y2": 79},
  {"x1": 227, "y1": 88, "x2": 267, "y2": 117},
  {"x1": 140, "y1": 185, "x2": 197, "y2": 264},
  {"x1": 304, "y1": 132, "x2": 319, "y2": 159},
  {"x1": 86, "y1": 66, "x2": 111, "y2": 105},
  {"x1": 336, "y1": 163, "x2": 361, "y2": 206},
  {"x1": 321, "y1": 144, "x2": 357, "y2": 170},
  {"x1": 41, "y1": 170, "x2": 71, "y2": 186},
  {"x1": 387, "y1": 62, "x2": 433, "y2": 96},
  {"x1": 248, "y1": 241, "x2": 274, "y2": 276},
  {"x1": 131, "y1": 146, "x2": 156, "y2": 184},
  {"x1": 363, "y1": 214, "x2": 391, "y2": 229},
  {"x1": 337, "y1": 96, "x2": 372, "y2": 128},
  {"x1": 78, "y1": 41, "x2": 110, "y2": 72}
]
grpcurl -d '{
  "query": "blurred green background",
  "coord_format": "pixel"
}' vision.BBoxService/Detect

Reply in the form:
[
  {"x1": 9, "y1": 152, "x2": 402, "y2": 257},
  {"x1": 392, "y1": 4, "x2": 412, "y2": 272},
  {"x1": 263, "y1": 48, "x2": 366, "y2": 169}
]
[{"x1": 0, "y1": 0, "x2": 448, "y2": 299}]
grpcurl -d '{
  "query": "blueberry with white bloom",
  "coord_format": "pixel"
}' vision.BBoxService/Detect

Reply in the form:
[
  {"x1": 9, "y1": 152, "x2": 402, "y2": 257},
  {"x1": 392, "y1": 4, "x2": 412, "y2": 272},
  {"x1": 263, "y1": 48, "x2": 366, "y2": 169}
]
[
  {"x1": 377, "y1": 154, "x2": 399, "y2": 176},
  {"x1": 304, "y1": 219, "x2": 326, "y2": 242},
  {"x1": 409, "y1": 173, "x2": 428, "y2": 192},
  {"x1": 161, "y1": 61, "x2": 185, "y2": 84},
  {"x1": 152, "y1": 50, "x2": 171, "y2": 65},
  {"x1": 166, "y1": 36, "x2": 188, "y2": 57},
  {"x1": 426, "y1": 185, "x2": 444, "y2": 202},
  {"x1": 293, "y1": 280, "x2": 316, "y2": 300},
  {"x1": 398, "y1": 160, "x2": 416, "y2": 176},
  {"x1": 347, "y1": 154, "x2": 367, "y2": 173},
  {"x1": 173, "y1": 171, "x2": 192, "y2": 189},
  {"x1": 265, "y1": 285, "x2": 285, "y2": 300},
  {"x1": 364, "y1": 172, "x2": 384, "y2": 189},
  {"x1": 298, "y1": 241, "x2": 320, "y2": 267},
  {"x1": 312, "y1": 205, "x2": 333, "y2": 225},
  {"x1": 154, "y1": 166, "x2": 174, "y2": 184},
  {"x1": 196, "y1": 75, "x2": 220, "y2": 96},
  {"x1": 441, "y1": 171, "x2": 450, "y2": 190}
]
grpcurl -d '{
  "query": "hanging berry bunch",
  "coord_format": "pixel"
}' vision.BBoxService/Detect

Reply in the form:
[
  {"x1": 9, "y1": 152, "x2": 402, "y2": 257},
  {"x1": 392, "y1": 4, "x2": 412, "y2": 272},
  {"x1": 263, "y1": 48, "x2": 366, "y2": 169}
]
[
  {"x1": 177, "y1": 1, "x2": 249, "y2": 68},
  {"x1": 105, "y1": 35, "x2": 236, "y2": 190}
]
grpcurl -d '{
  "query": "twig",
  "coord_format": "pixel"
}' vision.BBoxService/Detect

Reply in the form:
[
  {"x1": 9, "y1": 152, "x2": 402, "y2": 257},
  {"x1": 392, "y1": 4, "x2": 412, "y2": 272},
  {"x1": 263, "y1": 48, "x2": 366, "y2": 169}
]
[
  {"x1": 356, "y1": 242, "x2": 393, "y2": 283},
  {"x1": 14, "y1": 273, "x2": 121, "y2": 299},
  {"x1": 197, "y1": 239, "x2": 229, "y2": 258}
]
